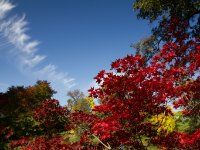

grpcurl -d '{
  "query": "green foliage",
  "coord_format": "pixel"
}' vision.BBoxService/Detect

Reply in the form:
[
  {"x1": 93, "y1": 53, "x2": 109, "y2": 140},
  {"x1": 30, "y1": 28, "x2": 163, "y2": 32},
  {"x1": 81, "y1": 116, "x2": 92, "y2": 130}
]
[
  {"x1": 175, "y1": 111, "x2": 200, "y2": 134},
  {"x1": 188, "y1": 116, "x2": 200, "y2": 133},
  {"x1": 134, "y1": 0, "x2": 200, "y2": 22},
  {"x1": 174, "y1": 111, "x2": 190, "y2": 132}
]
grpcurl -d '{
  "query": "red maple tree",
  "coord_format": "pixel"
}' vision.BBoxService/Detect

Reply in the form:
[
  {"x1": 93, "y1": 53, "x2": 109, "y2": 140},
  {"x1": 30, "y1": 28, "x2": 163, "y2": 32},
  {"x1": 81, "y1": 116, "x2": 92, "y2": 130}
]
[{"x1": 89, "y1": 18, "x2": 200, "y2": 149}]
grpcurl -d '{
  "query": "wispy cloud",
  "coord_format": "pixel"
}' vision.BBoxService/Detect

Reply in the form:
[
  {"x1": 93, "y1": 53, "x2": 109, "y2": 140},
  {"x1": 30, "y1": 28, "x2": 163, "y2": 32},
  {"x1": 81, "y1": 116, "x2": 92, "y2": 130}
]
[
  {"x1": 0, "y1": 0, "x2": 75, "y2": 102},
  {"x1": 35, "y1": 64, "x2": 76, "y2": 88},
  {"x1": 0, "y1": 14, "x2": 43, "y2": 68},
  {"x1": 0, "y1": 0, "x2": 14, "y2": 19}
]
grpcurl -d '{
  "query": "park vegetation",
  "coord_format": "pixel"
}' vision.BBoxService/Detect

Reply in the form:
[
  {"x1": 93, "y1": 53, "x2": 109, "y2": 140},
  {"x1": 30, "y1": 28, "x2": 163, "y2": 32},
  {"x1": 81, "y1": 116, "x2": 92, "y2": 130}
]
[{"x1": 0, "y1": 0, "x2": 200, "y2": 149}]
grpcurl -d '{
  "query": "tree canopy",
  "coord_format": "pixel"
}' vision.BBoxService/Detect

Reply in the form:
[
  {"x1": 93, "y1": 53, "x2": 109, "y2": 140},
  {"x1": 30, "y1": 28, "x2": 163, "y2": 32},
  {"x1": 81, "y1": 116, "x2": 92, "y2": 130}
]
[{"x1": 133, "y1": 0, "x2": 200, "y2": 60}]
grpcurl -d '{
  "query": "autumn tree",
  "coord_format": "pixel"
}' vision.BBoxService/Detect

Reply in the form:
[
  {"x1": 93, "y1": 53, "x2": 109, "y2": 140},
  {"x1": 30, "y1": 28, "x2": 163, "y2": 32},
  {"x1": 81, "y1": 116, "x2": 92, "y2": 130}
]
[
  {"x1": 0, "y1": 81, "x2": 56, "y2": 149},
  {"x1": 89, "y1": 18, "x2": 200, "y2": 149},
  {"x1": 8, "y1": 99, "x2": 85, "y2": 150},
  {"x1": 133, "y1": 2, "x2": 200, "y2": 148}
]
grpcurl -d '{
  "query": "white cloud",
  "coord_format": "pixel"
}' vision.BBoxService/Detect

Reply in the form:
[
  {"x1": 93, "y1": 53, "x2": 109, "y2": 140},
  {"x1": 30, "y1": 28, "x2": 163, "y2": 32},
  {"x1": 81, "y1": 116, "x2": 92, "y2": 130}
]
[
  {"x1": 35, "y1": 64, "x2": 76, "y2": 88},
  {"x1": 1, "y1": 15, "x2": 40, "y2": 55},
  {"x1": 0, "y1": 0, "x2": 14, "y2": 18},
  {"x1": 0, "y1": 0, "x2": 76, "y2": 101},
  {"x1": 22, "y1": 55, "x2": 46, "y2": 68}
]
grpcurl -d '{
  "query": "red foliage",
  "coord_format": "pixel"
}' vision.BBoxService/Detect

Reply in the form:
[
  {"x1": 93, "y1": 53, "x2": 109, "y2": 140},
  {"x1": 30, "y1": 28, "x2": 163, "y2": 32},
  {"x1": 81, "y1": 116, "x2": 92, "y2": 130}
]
[
  {"x1": 9, "y1": 137, "x2": 30, "y2": 149},
  {"x1": 0, "y1": 127, "x2": 14, "y2": 140},
  {"x1": 17, "y1": 136, "x2": 83, "y2": 150},
  {"x1": 89, "y1": 18, "x2": 200, "y2": 149},
  {"x1": 33, "y1": 99, "x2": 71, "y2": 132},
  {"x1": 179, "y1": 129, "x2": 200, "y2": 149},
  {"x1": 151, "y1": 130, "x2": 200, "y2": 150},
  {"x1": 71, "y1": 111, "x2": 99, "y2": 125}
]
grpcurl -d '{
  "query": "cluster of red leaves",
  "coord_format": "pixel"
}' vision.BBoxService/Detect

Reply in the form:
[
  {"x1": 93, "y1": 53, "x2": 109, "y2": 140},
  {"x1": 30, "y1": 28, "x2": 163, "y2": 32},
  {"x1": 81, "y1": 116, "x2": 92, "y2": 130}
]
[
  {"x1": 152, "y1": 129, "x2": 200, "y2": 150},
  {"x1": 179, "y1": 129, "x2": 200, "y2": 149},
  {"x1": 0, "y1": 127, "x2": 14, "y2": 140},
  {"x1": 71, "y1": 111, "x2": 99, "y2": 125},
  {"x1": 10, "y1": 136, "x2": 83, "y2": 150},
  {"x1": 92, "y1": 119, "x2": 121, "y2": 140},
  {"x1": 175, "y1": 77, "x2": 200, "y2": 117},
  {"x1": 33, "y1": 99, "x2": 71, "y2": 131},
  {"x1": 9, "y1": 135, "x2": 104, "y2": 150},
  {"x1": 9, "y1": 137, "x2": 30, "y2": 149}
]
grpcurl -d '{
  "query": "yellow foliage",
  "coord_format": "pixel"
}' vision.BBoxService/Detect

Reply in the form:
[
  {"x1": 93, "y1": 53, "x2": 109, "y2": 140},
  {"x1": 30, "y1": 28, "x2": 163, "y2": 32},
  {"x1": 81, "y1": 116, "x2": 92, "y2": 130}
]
[
  {"x1": 62, "y1": 129, "x2": 77, "y2": 143},
  {"x1": 86, "y1": 97, "x2": 95, "y2": 108},
  {"x1": 71, "y1": 97, "x2": 95, "y2": 112},
  {"x1": 72, "y1": 104, "x2": 78, "y2": 111},
  {"x1": 69, "y1": 129, "x2": 75, "y2": 134},
  {"x1": 150, "y1": 113, "x2": 175, "y2": 135}
]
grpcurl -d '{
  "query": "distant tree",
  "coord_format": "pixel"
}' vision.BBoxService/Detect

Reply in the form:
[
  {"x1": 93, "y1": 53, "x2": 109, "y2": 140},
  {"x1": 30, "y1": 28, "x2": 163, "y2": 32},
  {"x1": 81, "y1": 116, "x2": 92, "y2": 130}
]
[
  {"x1": 132, "y1": 35, "x2": 157, "y2": 62},
  {"x1": 72, "y1": 98, "x2": 91, "y2": 112},
  {"x1": 67, "y1": 89, "x2": 94, "y2": 112},
  {"x1": 67, "y1": 89, "x2": 84, "y2": 103},
  {"x1": 67, "y1": 89, "x2": 84, "y2": 111}
]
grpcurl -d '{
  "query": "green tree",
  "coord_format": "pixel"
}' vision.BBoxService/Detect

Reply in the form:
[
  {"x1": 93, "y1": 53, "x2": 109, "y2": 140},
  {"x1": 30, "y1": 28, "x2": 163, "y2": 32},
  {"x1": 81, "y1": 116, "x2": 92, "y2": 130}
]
[{"x1": 134, "y1": 0, "x2": 200, "y2": 23}]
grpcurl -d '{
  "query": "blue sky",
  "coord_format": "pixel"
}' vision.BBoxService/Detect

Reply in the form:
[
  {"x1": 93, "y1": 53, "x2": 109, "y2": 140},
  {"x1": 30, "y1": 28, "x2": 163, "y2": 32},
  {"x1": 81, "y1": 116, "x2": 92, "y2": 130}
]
[{"x1": 0, "y1": 0, "x2": 152, "y2": 105}]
